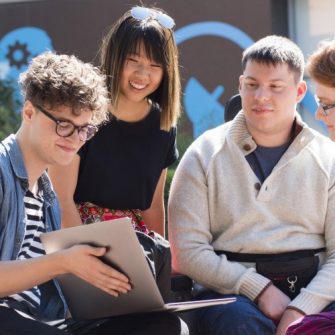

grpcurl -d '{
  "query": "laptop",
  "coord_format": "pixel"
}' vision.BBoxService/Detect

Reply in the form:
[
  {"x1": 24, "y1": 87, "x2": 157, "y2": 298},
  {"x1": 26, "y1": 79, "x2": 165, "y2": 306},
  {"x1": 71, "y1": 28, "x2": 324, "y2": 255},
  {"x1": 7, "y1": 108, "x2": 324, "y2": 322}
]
[{"x1": 41, "y1": 218, "x2": 235, "y2": 320}]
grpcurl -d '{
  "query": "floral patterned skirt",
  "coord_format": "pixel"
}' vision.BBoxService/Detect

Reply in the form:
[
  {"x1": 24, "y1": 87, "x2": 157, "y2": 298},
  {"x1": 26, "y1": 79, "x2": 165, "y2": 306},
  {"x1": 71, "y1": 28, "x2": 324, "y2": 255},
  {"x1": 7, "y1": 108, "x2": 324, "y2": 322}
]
[{"x1": 76, "y1": 202, "x2": 149, "y2": 234}]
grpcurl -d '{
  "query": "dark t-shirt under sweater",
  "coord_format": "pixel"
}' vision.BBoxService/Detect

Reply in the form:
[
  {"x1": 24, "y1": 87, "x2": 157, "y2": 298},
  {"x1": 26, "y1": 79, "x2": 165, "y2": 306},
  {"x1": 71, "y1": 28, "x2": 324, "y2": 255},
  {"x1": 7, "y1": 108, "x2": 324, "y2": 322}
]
[
  {"x1": 74, "y1": 103, "x2": 178, "y2": 210},
  {"x1": 246, "y1": 142, "x2": 290, "y2": 183}
]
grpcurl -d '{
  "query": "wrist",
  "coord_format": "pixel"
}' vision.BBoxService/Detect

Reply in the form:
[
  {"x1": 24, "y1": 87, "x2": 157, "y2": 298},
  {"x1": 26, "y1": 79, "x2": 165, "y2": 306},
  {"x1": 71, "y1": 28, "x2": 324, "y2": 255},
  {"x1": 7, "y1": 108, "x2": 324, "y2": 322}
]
[
  {"x1": 49, "y1": 250, "x2": 68, "y2": 276},
  {"x1": 285, "y1": 306, "x2": 306, "y2": 317},
  {"x1": 255, "y1": 281, "x2": 272, "y2": 303}
]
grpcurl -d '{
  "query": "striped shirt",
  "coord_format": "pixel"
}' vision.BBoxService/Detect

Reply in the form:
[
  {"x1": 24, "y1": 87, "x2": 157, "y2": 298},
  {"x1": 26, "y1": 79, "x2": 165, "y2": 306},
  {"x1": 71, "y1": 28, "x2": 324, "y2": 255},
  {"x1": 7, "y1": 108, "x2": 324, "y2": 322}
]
[
  {"x1": 0, "y1": 189, "x2": 67, "y2": 329},
  {"x1": 9, "y1": 189, "x2": 46, "y2": 307}
]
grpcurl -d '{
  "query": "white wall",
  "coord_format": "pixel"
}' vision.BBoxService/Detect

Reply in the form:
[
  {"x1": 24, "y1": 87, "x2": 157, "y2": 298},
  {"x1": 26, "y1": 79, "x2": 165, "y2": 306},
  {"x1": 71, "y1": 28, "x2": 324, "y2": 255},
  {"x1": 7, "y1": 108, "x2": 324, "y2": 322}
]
[
  {"x1": 289, "y1": 0, "x2": 335, "y2": 135},
  {"x1": 289, "y1": 0, "x2": 335, "y2": 57}
]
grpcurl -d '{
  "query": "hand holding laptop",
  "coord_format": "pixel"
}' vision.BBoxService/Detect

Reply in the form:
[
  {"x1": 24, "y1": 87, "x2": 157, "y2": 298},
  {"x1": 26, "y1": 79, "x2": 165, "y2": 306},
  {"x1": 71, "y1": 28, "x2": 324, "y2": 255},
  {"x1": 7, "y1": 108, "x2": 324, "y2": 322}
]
[
  {"x1": 57, "y1": 244, "x2": 132, "y2": 297},
  {"x1": 41, "y1": 218, "x2": 235, "y2": 320}
]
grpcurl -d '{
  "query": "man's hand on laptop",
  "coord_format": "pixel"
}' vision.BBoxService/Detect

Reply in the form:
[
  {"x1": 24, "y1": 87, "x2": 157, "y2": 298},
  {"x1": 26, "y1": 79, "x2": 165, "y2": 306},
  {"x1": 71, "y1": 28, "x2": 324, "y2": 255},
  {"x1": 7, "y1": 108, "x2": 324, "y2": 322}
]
[{"x1": 58, "y1": 245, "x2": 132, "y2": 297}]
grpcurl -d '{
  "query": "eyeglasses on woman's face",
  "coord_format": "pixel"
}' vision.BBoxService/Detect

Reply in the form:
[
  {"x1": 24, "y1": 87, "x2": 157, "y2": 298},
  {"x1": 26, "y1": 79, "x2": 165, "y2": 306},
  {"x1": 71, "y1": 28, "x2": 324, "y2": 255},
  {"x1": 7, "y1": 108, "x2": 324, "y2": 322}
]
[
  {"x1": 130, "y1": 6, "x2": 175, "y2": 29},
  {"x1": 35, "y1": 104, "x2": 97, "y2": 142},
  {"x1": 319, "y1": 102, "x2": 335, "y2": 116}
]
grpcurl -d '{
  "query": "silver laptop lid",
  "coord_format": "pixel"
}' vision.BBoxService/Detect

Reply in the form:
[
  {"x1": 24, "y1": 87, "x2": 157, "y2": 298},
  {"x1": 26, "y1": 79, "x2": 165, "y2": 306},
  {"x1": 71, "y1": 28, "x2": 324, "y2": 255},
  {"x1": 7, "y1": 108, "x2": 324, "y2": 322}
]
[{"x1": 41, "y1": 218, "x2": 165, "y2": 320}]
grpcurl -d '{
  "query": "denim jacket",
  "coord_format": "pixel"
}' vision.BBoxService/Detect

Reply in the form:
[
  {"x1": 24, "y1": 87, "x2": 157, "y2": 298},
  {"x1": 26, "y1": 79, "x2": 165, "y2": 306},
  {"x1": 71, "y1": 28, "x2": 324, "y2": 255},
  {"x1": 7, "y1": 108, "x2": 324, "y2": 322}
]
[{"x1": 0, "y1": 134, "x2": 66, "y2": 320}]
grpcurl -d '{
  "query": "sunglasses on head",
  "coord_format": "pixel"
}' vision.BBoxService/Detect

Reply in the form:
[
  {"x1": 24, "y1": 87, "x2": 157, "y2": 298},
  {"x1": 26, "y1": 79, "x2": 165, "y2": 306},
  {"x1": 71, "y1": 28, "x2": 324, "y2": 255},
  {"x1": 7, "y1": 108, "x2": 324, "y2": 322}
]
[{"x1": 130, "y1": 6, "x2": 175, "y2": 29}]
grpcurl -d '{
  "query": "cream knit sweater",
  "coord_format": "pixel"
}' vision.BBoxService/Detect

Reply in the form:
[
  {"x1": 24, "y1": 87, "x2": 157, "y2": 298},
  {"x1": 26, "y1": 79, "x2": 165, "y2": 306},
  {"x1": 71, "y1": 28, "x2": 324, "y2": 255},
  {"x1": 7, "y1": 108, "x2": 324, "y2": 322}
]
[{"x1": 169, "y1": 111, "x2": 335, "y2": 315}]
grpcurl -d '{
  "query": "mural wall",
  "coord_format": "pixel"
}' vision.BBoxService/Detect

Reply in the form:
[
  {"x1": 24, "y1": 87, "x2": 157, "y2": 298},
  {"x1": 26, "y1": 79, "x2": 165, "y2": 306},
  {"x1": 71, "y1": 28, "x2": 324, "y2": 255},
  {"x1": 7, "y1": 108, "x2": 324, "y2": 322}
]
[{"x1": 0, "y1": 0, "x2": 317, "y2": 148}]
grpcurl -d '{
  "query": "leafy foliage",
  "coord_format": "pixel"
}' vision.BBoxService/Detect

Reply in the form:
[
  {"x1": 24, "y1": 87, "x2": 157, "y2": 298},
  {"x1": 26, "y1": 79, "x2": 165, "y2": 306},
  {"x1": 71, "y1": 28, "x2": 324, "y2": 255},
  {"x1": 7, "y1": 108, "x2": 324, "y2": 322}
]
[{"x1": 0, "y1": 80, "x2": 21, "y2": 141}]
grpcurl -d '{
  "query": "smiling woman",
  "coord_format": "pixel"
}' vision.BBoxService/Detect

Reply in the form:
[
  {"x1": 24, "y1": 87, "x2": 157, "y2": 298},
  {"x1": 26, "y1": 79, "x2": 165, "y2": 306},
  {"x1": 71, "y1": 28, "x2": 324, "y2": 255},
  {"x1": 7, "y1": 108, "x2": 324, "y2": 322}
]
[
  {"x1": 306, "y1": 39, "x2": 335, "y2": 141},
  {"x1": 48, "y1": 4, "x2": 182, "y2": 314}
]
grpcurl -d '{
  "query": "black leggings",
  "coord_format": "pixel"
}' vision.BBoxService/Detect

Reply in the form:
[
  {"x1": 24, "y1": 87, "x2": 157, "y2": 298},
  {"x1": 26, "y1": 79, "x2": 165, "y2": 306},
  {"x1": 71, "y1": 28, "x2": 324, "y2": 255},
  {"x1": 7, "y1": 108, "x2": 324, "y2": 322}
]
[
  {"x1": 77, "y1": 312, "x2": 186, "y2": 335},
  {"x1": 136, "y1": 231, "x2": 172, "y2": 302},
  {"x1": 0, "y1": 307, "x2": 187, "y2": 335},
  {"x1": 0, "y1": 307, "x2": 66, "y2": 335}
]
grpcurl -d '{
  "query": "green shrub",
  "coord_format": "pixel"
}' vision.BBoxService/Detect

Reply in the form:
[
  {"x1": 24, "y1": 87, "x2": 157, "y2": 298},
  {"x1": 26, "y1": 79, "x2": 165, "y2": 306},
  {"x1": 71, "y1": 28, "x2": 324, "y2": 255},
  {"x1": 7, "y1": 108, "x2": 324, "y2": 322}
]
[{"x1": 0, "y1": 80, "x2": 21, "y2": 140}]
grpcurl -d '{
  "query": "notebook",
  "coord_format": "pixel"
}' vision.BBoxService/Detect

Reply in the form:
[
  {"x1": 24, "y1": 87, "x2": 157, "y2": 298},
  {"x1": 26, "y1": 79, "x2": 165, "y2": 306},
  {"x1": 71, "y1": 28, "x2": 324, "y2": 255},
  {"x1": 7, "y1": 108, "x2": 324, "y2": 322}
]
[{"x1": 41, "y1": 218, "x2": 235, "y2": 320}]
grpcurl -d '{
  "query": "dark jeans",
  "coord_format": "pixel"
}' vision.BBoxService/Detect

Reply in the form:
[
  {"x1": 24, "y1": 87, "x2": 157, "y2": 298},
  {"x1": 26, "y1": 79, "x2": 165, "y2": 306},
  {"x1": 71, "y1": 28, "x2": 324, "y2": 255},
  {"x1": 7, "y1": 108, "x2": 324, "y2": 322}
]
[
  {"x1": 195, "y1": 292, "x2": 335, "y2": 335},
  {"x1": 195, "y1": 293, "x2": 275, "y2": 335},
  {"x1": 0, "y1": 307, "x2": 188, "y2": 335}
]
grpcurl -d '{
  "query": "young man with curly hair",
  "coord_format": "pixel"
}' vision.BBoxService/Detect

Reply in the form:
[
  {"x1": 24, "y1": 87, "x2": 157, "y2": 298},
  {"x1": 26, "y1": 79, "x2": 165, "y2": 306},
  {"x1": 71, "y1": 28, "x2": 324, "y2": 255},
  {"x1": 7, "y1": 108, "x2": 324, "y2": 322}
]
[{"x1": 0, "y1": 52, "x2": 186, "y2": 335}]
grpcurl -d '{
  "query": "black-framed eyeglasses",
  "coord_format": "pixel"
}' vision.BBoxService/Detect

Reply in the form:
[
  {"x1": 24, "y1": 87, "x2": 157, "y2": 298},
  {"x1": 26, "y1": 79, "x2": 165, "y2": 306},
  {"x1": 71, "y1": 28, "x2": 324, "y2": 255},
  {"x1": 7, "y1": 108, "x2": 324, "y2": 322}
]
[
  {"x1": 130, "y1": 6, "x2": 175, "y2": 29},
  {"x1": 319, "y1": 102, "x2": 335, "y2": 116},
  {"x1": 35, "y1": 104, "x2": 98, "y2": 142}
]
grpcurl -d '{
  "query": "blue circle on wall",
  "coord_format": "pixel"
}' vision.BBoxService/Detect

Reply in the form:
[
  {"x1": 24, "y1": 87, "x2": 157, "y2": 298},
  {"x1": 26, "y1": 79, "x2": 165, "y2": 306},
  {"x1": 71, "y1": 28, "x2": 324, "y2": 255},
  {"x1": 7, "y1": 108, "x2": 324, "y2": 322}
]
[{"x1": 0, "y1": 27, "x2": 53, "y2": 108}]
